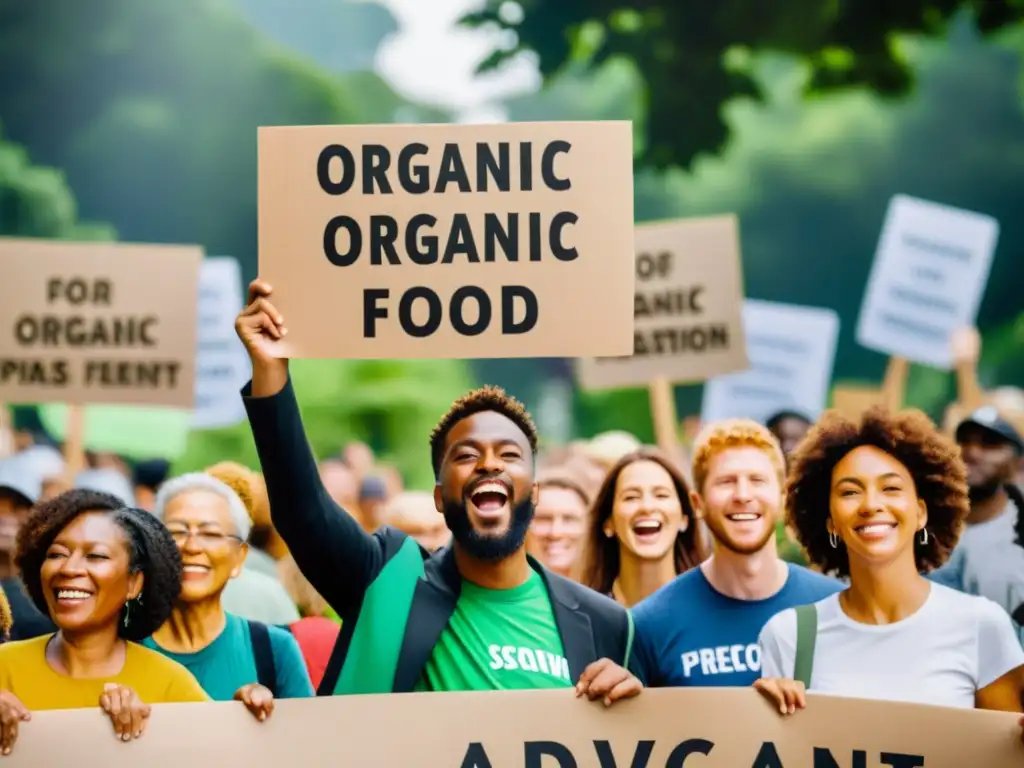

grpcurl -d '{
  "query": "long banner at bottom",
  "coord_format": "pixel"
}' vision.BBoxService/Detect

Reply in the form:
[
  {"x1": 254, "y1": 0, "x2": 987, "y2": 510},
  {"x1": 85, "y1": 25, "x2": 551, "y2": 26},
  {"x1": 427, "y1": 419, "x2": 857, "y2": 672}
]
[{"x1": 6, "y1": 688, "x2": 1023, "y2": 766}]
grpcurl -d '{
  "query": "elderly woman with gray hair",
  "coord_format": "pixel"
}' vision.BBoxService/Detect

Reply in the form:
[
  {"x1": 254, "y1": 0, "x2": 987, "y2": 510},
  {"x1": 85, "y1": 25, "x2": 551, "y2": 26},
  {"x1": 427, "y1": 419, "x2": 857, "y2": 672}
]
[{"x1": 141, "y1": 473, "x2": 313, "y2": 717}]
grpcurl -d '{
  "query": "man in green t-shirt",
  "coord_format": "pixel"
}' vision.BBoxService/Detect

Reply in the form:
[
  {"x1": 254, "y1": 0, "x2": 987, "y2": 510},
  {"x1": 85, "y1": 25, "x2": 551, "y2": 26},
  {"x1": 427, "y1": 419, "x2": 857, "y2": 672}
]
[{"x1": 237, "y1": 279, "x2": 640, "y2": 704}]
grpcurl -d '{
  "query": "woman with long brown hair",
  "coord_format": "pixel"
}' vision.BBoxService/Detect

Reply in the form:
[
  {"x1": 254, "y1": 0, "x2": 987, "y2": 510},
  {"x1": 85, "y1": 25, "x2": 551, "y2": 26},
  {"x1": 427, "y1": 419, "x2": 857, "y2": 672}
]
[{"x1": 582, "y1": 448, "x2": 705, "y2": 607}]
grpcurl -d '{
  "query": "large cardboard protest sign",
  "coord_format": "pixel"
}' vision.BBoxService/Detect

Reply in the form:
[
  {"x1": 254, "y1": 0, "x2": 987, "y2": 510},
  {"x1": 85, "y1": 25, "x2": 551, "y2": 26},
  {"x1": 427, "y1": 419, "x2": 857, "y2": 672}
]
[
  {"x1": 191, "y1": 257, "x2": 250, "y2": 429},
  {"x1": 576, "y1": 215, "x2": 748, "y2": 390},
  {"x1": 856, "y1": 195, "x2": 999, "y2": 370},
  {"x1": 7, "y1": 688, "x2": 1022, "y2": 766},
  {"x1": 702, "y1": 300, "x2": 840, "y2": 424},
  {"x1": 258, "y1": 121, "x2": 636, "y2": 359},
  {"x1": 0, "y1": 238, "x2": 201, "y2": 407}
]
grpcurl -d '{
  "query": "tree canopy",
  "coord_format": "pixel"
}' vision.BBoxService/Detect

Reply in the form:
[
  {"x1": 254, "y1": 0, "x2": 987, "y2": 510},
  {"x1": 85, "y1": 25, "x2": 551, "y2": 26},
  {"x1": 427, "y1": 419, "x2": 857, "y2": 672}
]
[
  {"x1": 0, "y1": 0, "x2": 471, "y2": 485},
  {"x1": 0, "y1": 126, "x2": 113, "y2": 240},
  {"x1": 2, "y1": 1, "x2": 1020, "y2": 456},
  {"x1": 487, "y1": 19, "x2": 1024, "y2": 426},
  {"x1": 0, "y1": 0, "x2": 361, "y2": 281},
  {"x1": 463, "y1": 0, "x2": 1024, "y2": 169}
]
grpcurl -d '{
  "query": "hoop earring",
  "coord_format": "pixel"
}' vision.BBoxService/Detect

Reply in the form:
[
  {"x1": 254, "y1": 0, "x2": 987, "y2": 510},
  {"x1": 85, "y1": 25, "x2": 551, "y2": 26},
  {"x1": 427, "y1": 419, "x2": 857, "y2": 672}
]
[
  {"x1": 919, "y1": 528, "x2": 929, "y2": 546},
  {"x1": 122, "y1": 595, "x2": 142, "y2": 628},
  {"x1": 828, "y1": 531, "x2": 839, "y2": 549}
]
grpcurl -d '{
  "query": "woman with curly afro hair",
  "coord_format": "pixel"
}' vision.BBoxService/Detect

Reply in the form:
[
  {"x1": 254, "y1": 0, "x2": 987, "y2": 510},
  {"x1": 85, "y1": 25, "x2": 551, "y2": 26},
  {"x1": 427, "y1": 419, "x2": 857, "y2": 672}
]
[
  {"x1": 0, "y1": 489, "x2": 208, "y2": 755},
  {"x1": 754, "y1": 407, "x2": 1024, "y2": 723}
]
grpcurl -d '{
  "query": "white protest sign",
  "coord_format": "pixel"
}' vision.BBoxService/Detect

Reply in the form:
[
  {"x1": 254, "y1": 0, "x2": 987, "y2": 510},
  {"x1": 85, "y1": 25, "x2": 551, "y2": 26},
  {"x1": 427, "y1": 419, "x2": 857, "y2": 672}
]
[
  {"x1": 191, "y1": 257, "x2": 250, "y2": 430},
  {"x1": 701, "y1": 300, "x2": 840, "y2": 424},
  {"x1": 856, "y1": 194, "x2": 999, "y2": 369}
]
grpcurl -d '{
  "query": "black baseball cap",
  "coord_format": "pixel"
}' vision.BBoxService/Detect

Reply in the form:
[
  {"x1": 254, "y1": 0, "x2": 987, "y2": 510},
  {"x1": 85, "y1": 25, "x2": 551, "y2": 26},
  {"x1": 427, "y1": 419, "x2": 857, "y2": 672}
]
[{"x1": 956, "y1": 406, "x2": 1023, "y2": 454}]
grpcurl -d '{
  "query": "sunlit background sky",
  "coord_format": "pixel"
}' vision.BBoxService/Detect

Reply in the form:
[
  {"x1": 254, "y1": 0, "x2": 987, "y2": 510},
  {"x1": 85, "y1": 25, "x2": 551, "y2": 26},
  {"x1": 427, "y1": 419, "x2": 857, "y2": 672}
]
[{"x1": 375, "y1": 0, "x2": 540, "y2": 122}]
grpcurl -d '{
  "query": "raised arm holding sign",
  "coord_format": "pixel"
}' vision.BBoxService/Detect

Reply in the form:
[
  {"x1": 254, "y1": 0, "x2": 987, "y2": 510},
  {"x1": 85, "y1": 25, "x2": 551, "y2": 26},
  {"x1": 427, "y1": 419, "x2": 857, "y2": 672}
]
[{"x1": 235, "y1": 281, "x2": 640, "y2": 702}]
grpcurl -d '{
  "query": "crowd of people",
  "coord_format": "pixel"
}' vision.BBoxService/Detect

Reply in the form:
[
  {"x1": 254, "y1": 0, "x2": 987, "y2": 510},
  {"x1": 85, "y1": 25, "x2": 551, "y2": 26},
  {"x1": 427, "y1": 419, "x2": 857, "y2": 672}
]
[{"x1": 0, "y1": 279, "x2": 1021, "y2": 754}]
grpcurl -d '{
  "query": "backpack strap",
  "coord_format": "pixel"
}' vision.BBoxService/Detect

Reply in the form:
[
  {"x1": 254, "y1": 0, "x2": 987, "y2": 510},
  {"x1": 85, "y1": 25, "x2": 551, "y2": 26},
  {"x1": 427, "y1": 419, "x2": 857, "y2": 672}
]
[
  {"x1": 792, "y1": 604, "x2": 817, "y2": 689},
  {"x1": 248, "y1": 620, "x2": 278, "y2": 696},
  {"x1": 623, "y1": 610, "x2": 635, "y2": 668}
]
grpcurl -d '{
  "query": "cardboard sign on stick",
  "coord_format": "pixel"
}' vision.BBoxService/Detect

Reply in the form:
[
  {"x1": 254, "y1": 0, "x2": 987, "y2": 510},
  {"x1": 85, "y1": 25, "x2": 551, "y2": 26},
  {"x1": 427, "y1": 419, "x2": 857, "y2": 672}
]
[
  {"x1": 576, "y1": 215, "x2": 748, "y2": 390},
  {"x1": 856, "y1": 195, "x2": 999, "y2": 370},
  {"x1": 0, "y1": 238, "x2": 202, "y2": 407},
  {"x1": 258, "y1": 121, "x2": 636, "y2": 359},
  {"x1": 6, "y1": 688, "x2": 1022, "y2": 766}
]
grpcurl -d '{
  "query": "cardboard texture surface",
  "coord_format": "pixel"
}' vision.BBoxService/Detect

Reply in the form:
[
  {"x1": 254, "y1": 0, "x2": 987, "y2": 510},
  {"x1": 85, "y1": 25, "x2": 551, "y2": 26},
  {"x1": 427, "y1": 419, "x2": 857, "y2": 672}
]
[
  {"x1": 258, "y1": 121, "x2": 636, "y2": 359},
  {"x1": 577, "y1": 215, "x2": 748, "y2": 390},
  {"x1": 831, "y1": 385, "x2": 887, "y2": 421},
  {"x1": 6, "y1": 688, "x2": 1022, "y2": 766},
  {"x1": 0, "y1": 238, "x2": 202, "y2": 407}
]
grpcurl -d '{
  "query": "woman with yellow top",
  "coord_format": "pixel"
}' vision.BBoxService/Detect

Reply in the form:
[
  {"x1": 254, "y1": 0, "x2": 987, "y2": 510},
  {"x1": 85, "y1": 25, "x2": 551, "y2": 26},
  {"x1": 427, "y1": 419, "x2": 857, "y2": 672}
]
[{"x1": 0, "y1": 489, "x2": 209, "y2": 755}]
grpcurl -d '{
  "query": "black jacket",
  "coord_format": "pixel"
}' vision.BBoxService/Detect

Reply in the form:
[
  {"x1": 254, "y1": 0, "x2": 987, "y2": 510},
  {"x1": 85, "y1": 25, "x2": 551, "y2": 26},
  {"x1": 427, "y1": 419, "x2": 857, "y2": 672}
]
[{"x1": 242, "y1": 378, "x2": 633, "y2": 695}]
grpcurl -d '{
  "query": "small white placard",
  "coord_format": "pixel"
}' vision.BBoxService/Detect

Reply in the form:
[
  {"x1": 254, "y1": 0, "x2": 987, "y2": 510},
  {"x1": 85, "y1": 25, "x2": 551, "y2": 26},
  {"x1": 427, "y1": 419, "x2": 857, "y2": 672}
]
[
  {"x1": 856, "y1": 195, "x2": 998, "y2": 369},
  {"x1": 191, "y1": 257, "x2": 251, "y2": 430},
  {"x1": 701, "y1": 300, "x2": 840, "y2": 424}
]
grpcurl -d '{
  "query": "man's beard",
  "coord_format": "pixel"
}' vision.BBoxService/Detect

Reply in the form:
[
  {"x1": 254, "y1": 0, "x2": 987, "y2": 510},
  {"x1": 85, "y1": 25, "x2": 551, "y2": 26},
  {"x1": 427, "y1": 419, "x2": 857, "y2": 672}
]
[
  {"x1": 443, "y1": 496, "x2": 535, "y2": 563},
  {"x1": 703, "y1": 512, "x2": 776, "y2": 556},
  {"x1": 968, "y1": 478, "x2": 1004, "y2": 504}
]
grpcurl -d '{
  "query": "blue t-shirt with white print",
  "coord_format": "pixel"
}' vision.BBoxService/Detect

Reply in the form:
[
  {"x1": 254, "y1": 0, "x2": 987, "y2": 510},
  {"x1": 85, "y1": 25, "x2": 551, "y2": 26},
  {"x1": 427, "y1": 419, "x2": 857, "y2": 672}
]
[{"x1": 629, "y1": 563, "x2": 841, "y2": 687}]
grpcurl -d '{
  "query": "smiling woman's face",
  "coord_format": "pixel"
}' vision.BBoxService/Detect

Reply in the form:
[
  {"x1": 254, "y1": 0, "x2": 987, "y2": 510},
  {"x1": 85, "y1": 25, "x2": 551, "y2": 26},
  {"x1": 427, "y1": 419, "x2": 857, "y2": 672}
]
[
  {"x1": 162, "y1": 490, "x2": 246, "y2": 603},
  {"x1": 828, "y1": 445, "x2": 926, "y2": 569},
  {"x1": 40, "y1": 511, "x2": 141, "y2": 634},
  {"x1": 604, "y1": 459, "x2": 686, "y2": 561}
]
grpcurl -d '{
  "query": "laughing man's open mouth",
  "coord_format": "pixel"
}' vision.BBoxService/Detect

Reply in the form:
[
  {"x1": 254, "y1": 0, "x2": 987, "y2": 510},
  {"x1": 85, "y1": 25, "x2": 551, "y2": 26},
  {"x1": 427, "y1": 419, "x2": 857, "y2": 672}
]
[{"x1": 468, "y1": 479, "x2": 510, "y2": 515}]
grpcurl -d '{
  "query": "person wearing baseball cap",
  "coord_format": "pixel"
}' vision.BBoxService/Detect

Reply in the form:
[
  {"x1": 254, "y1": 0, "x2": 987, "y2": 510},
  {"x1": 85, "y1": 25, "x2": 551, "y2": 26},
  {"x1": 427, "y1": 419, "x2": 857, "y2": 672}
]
[
  {"x1": 357, "y1": 474, "x2": 389, "y2": 532},
  {"x1": 931, "y1": 405, "x2": 1024, "y2": 643},
  {"x1": 0, "y1": 456, "x2": 57, "y2": 641}
]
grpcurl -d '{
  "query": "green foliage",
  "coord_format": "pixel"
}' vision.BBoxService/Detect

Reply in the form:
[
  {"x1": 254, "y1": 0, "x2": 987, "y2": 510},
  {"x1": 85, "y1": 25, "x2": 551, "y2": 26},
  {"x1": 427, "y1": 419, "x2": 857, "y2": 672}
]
[
  {"x1": 496, "y1": 20, "x2": 1024, "y2": 430},
  {"x1": 172, "y1": 421, "x2": 261, "y2": 476},
  {"x1": 574, "y1": 386, "x2": 655, "y2": 442},
  {"x1": 39, "y1": 403, "x2": 191, "y2": 460},
  {"x1": 0, "y1": 0, "x2": 474, "y2": 474},
  {"x1": 465, "y1": 1, "x2": 1024, "y2": 169},
  {"x1": 0, "y1": 0, "x2": 360, "y2": 283},
  {"x1": 0, "y1": 126, "x2": 114, "y2": 240},
  {"x1": 174, "y1": 358, "x2": 476, "y2": 490},
  {"x1": 777, "y1": 522, "x2": 808, "y2": 566},
  {"x1": 977, "y1": 311, "x2": 1024, "y2": 389},
  {"x1": 4, "y1": 0, "x2": 1019, "y2": 461}
]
